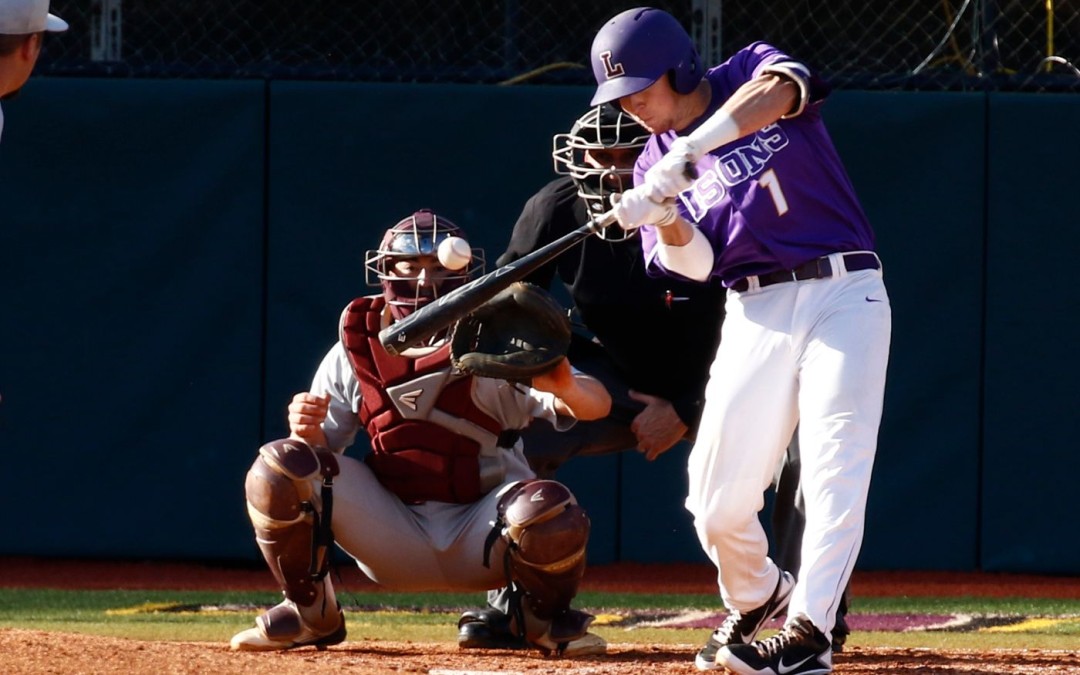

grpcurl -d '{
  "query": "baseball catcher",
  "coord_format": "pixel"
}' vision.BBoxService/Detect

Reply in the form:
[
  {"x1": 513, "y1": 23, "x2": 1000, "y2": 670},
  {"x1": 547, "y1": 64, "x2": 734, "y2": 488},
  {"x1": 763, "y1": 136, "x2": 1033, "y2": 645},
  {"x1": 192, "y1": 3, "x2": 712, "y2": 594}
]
[{"x1": 229, "y1": 209, "x2": 611, "y2": 657}]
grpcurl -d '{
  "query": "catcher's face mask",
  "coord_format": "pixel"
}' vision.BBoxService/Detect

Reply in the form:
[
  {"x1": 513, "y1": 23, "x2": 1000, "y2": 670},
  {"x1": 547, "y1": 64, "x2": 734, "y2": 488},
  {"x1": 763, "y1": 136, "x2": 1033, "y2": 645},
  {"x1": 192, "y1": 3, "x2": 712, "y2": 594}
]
[{"x1": 364, "y1": 209, "x2": 485, "y2": 321}]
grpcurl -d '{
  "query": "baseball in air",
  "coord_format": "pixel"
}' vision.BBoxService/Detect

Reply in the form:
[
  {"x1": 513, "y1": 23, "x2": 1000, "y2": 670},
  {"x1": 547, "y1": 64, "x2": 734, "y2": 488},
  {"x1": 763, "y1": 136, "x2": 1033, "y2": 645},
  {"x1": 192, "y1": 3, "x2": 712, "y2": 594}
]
[{"x1": 437, "y1": 236, "x2": 472, "y2": 271}]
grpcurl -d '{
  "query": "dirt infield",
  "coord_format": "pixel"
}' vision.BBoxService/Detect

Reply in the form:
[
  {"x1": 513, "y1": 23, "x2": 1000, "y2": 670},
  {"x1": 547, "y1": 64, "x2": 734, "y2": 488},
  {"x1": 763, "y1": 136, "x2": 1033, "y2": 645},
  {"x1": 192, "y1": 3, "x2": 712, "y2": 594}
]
[
  {"x1": 4, "y1": 557, "x2": 1080, "y2": 674},
  {"x1": 4, "y1": 629, "x2": 1080, "y2": 674}
]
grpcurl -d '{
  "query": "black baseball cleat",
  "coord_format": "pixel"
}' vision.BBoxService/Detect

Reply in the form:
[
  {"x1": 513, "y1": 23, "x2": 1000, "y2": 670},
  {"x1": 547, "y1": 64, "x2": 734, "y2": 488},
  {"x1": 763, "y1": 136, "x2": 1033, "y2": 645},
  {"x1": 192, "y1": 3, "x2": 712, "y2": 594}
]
[
  {"x1": 457, "y1": 608, "x2": 528, "y2": 650},
  {"x1": 718, "y1": 614, "x2": 832, "y2": 675},
  {"x1": 695, "y1": 570, "x2": 794, "y2": 671}
]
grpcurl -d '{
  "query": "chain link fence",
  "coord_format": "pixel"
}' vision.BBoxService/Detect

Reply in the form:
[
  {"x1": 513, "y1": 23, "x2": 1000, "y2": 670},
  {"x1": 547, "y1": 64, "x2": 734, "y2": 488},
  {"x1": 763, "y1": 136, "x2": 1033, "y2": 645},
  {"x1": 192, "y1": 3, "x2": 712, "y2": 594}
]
[{"x1": 37, "y1": 1, "x2": 1080, "y2": 91}]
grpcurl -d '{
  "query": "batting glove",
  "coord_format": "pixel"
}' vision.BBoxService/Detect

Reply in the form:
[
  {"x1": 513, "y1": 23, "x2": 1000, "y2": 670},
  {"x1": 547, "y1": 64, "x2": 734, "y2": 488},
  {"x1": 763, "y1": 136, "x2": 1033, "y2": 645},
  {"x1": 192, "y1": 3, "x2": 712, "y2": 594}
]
[
  {"x1": 642, "y1": 137, "x2": 699, "y2": 202},
  {"x1": 610, "y1": 188, "x2": 679, "y2": 230}
]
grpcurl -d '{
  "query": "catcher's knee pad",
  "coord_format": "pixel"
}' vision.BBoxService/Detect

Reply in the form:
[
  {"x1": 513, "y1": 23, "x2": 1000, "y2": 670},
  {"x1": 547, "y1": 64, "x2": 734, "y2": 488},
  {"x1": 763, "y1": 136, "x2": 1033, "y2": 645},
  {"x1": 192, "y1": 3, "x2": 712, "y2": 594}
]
[
  {"x1": 496, "y1": 479, "x2": 590, "y2": 622},
  {"x1": 245, "y1": 438, "x2": 340, "y2": 607}
]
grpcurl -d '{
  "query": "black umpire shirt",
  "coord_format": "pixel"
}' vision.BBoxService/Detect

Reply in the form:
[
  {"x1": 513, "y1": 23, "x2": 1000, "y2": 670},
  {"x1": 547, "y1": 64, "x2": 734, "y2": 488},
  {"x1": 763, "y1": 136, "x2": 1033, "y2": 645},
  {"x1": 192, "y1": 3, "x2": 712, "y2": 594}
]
[{"x1": 497, "y1": 177, "x2": 726, "y2": 432}]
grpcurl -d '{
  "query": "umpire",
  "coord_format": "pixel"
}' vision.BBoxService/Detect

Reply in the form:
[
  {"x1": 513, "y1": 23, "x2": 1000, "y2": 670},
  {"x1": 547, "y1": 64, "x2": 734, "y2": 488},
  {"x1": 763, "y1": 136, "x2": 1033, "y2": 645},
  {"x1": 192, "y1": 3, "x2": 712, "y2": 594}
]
[
  {"x1": 457, "y1": 103, "x2": 850, "y2": 652},
  {"x1": 503, "y1": 102, "x2": 726, "y2": 469}
]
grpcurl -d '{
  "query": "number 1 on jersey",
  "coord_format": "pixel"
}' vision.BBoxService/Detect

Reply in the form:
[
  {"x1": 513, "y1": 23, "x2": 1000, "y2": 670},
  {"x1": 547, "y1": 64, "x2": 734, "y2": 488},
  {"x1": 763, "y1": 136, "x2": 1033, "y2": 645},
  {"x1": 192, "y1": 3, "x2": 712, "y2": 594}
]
[{"x1": 759, "y1": 168, "x2": 789, "y2": 216}]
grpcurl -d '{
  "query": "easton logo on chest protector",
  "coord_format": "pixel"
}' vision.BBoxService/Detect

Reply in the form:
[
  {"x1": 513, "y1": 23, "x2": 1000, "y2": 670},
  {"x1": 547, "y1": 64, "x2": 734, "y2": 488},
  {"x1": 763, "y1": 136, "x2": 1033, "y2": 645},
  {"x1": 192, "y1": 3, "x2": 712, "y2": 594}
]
[
  {"x1": 384, "y1": 371, "x2": 452, "y2": 419},
  {"x1": 337, "y1": 295, "x2": 505, "y2": 504},
  {"x1": 397, "y1": 388, "x2": 422, "y2": 411}
]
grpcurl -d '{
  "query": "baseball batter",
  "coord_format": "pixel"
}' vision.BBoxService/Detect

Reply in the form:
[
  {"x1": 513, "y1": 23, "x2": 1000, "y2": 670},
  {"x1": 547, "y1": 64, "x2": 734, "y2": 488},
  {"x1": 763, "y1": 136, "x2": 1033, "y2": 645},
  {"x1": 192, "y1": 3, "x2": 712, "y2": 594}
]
[
  {"x1": 590, "y1": 8, "x2": 892, "y2": 675},
  {"x1": 229, "y1": 209, "x2": 611, "y2": 657}
]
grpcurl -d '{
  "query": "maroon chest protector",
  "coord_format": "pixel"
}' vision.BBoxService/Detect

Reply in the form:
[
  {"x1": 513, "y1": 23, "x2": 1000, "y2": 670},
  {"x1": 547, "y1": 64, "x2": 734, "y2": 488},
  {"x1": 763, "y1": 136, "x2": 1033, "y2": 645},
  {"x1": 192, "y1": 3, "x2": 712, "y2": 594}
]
[{"x1": 339, "y1": 296, "x2": 505, "y2": 504}]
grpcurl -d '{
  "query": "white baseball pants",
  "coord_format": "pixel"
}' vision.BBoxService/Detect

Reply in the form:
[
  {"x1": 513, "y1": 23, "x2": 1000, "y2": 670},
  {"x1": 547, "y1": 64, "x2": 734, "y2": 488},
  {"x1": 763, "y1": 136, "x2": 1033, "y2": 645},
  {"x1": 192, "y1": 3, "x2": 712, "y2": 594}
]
[
  {"x1": 330, "y1": 447, "x2": 535, "y2": 591},
  {"x1": 686, "y1": 257, "x2": 891, "y2": 640}
]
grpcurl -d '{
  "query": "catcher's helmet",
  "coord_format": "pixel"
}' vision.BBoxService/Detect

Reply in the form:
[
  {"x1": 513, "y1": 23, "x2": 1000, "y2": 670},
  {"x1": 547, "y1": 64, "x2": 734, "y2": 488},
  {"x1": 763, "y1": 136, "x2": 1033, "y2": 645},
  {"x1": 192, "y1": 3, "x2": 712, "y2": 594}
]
[
  {"x1": 364, "y1": 209, "x2": 484, "y2": 321},
  {"x1": 589, "y1": 7, "x2": 702, "y2": 106},
  {"x1": 552, "y1": 103, "x2": 650, "y2": 222}
]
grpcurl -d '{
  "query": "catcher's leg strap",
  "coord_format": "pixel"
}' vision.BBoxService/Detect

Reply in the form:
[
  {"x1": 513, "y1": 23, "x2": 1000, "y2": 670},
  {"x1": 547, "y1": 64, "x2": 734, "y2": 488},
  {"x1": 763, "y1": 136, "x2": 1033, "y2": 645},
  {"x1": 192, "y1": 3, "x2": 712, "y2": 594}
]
[
  {"x1": 245, "y1": 438, "x2": 340, "y2": 607},
  {"x1": 489, "y1": 479, "x2": 592, "y2": 648}
]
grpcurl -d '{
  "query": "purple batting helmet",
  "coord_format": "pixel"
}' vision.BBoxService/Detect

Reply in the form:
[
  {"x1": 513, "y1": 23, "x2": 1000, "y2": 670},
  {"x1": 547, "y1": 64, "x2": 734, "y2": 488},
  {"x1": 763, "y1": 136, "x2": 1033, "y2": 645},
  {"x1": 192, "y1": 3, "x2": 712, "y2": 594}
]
[{"x1": 589, "y1": 7, "x2": 702, "y2": 106}]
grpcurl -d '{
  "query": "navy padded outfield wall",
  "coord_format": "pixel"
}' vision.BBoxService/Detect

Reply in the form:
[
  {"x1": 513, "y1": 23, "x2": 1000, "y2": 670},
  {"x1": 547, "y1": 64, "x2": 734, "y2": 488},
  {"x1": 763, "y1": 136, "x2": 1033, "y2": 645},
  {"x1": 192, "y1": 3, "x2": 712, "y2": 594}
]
[
  {"x1": 0, "y1": 79, "x2": 265, "y2": 559},
  {"x1": 1, "y1": 79, "x2": 1077, "y2": 573},
  {"x1": 981, "y1": 93, "x2": 1080, "y2": 575}
]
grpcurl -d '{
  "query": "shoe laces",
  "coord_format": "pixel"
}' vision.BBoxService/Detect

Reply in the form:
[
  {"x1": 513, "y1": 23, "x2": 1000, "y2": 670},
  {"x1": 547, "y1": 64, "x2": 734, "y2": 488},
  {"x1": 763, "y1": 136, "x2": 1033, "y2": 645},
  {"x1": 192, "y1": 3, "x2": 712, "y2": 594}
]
[
  {"x1": 755, "y1": 620, "x2": 813, "y2": 658},
  {"x1": 711, "y1": 606, "x2": 752, "y2": 644}
]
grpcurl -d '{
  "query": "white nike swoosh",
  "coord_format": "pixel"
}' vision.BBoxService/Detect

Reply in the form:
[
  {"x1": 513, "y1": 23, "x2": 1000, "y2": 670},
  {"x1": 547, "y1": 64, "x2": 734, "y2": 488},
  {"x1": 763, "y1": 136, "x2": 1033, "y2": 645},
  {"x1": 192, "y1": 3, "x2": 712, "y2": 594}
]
[{"x1": 777, "y1": 655, "x2": 814, "y2": 674}]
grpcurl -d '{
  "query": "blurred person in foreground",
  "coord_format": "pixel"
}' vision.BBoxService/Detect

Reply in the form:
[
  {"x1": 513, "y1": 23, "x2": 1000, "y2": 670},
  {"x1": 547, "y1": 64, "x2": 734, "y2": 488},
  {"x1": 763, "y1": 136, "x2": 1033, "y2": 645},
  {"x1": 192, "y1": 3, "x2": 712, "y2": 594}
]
[{"x1": 0, "y1": 0, "x2": 66, "y2": 143}]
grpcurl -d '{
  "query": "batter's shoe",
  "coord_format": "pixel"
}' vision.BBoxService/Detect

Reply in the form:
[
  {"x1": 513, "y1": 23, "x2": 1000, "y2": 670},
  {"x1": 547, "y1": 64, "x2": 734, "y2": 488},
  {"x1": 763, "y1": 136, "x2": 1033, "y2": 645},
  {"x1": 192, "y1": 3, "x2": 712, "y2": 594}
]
[
  {"x1": 457, "y1": 608, "x2": 528, "y2": 650},
  {"x1": 694, "y1": 570, "x2": 794, "y2": 671},
  {"x1": 229, "y1": 599, "x2": 346, "y2": 651},
  {"x1": 718, "y1": 614, "x2": 832, "y2": 675}
]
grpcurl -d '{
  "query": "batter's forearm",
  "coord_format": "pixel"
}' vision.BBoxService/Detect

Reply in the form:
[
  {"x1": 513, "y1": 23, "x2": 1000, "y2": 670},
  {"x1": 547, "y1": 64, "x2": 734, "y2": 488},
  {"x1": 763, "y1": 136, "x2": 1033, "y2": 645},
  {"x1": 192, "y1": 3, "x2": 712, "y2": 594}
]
[
  {"x1": 655, "y1": 222, "x2": 714, "y2": 282},
  {"x1": 656, "y1": 218, "x2": 694, "y2": 246},
  {"x1": 721, "y1": 74, "x2": 800, "y2": 135}
]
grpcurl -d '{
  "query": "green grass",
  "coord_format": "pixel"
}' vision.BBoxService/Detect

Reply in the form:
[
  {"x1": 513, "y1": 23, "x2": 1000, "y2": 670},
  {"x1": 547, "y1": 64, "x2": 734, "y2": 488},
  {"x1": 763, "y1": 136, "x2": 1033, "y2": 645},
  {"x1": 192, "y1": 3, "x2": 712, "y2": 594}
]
[{"x1": 1, "y1": 588, "x2": 1078, "y2": 651}]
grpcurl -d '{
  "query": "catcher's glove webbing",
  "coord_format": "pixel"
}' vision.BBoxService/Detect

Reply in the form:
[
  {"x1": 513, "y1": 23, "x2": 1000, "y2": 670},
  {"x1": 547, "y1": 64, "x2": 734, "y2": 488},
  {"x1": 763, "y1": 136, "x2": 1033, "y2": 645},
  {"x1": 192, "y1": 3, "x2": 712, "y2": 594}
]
[{"x1": 450, "y1": 282, "x2": 571, "y2": 381}]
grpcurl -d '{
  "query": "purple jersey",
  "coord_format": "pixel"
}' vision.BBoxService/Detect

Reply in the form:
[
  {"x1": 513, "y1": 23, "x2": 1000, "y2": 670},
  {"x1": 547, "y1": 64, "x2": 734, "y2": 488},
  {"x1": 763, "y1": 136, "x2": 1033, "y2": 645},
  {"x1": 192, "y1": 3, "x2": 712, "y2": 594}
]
[{"x1": 637, "y1": 42, "x2": 875, "y2": 285}]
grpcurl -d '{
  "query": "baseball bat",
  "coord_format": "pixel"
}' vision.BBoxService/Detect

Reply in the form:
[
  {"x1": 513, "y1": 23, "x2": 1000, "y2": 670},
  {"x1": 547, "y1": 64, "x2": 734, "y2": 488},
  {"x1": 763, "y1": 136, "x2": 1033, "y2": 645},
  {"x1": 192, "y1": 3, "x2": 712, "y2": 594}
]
[{"x1": 378, "y1": 210, "x2": 617, "y2": 355}]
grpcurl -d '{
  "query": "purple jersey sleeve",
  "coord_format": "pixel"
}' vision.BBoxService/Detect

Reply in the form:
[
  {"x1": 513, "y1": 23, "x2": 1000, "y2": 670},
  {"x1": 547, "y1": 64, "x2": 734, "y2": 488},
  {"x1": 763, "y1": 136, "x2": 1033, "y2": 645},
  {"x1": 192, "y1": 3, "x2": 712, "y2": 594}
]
[{"x1": 636, "y1": 43, "x2": 875, "y2": 286}]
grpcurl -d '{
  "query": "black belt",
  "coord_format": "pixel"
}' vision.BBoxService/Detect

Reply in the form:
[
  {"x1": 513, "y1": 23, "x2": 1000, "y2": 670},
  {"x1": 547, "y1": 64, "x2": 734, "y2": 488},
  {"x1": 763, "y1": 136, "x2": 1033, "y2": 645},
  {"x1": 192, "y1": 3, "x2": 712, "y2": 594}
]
[{"x1": 731, "y1": 252, "x2": 880, "y2": 292}]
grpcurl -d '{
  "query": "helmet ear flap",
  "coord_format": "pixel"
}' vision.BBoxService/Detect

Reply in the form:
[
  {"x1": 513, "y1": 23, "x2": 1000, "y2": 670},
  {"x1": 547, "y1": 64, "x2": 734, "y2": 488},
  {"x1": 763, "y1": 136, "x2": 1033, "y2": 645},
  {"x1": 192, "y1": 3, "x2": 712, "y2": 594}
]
[{"x1": 668, "y1": 47, "x2": 702, "y2": 94}]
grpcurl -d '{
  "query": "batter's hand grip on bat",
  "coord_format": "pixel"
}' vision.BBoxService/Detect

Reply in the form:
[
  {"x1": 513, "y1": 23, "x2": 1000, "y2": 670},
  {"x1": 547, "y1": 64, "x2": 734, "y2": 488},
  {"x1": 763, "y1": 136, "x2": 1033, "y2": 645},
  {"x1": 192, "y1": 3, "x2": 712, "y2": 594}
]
[{"x1": 591, "y1": 209, "x2": 617, "y2": 230}]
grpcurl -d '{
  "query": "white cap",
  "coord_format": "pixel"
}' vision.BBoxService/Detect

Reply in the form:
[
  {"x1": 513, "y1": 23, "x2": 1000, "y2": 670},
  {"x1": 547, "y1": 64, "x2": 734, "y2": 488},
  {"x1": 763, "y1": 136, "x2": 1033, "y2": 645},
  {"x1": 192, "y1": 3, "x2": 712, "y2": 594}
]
[{"x1": 0, "y1": 0, "x2": 68, "y2": 35}]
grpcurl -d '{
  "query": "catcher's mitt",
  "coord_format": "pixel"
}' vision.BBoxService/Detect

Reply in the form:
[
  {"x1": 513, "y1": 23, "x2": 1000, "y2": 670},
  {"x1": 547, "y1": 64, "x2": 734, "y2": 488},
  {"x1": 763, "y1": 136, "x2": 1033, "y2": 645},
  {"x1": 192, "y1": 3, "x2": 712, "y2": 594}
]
[{"x1": 450, "y1": 282, "x2": 571, "y2": 381}]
